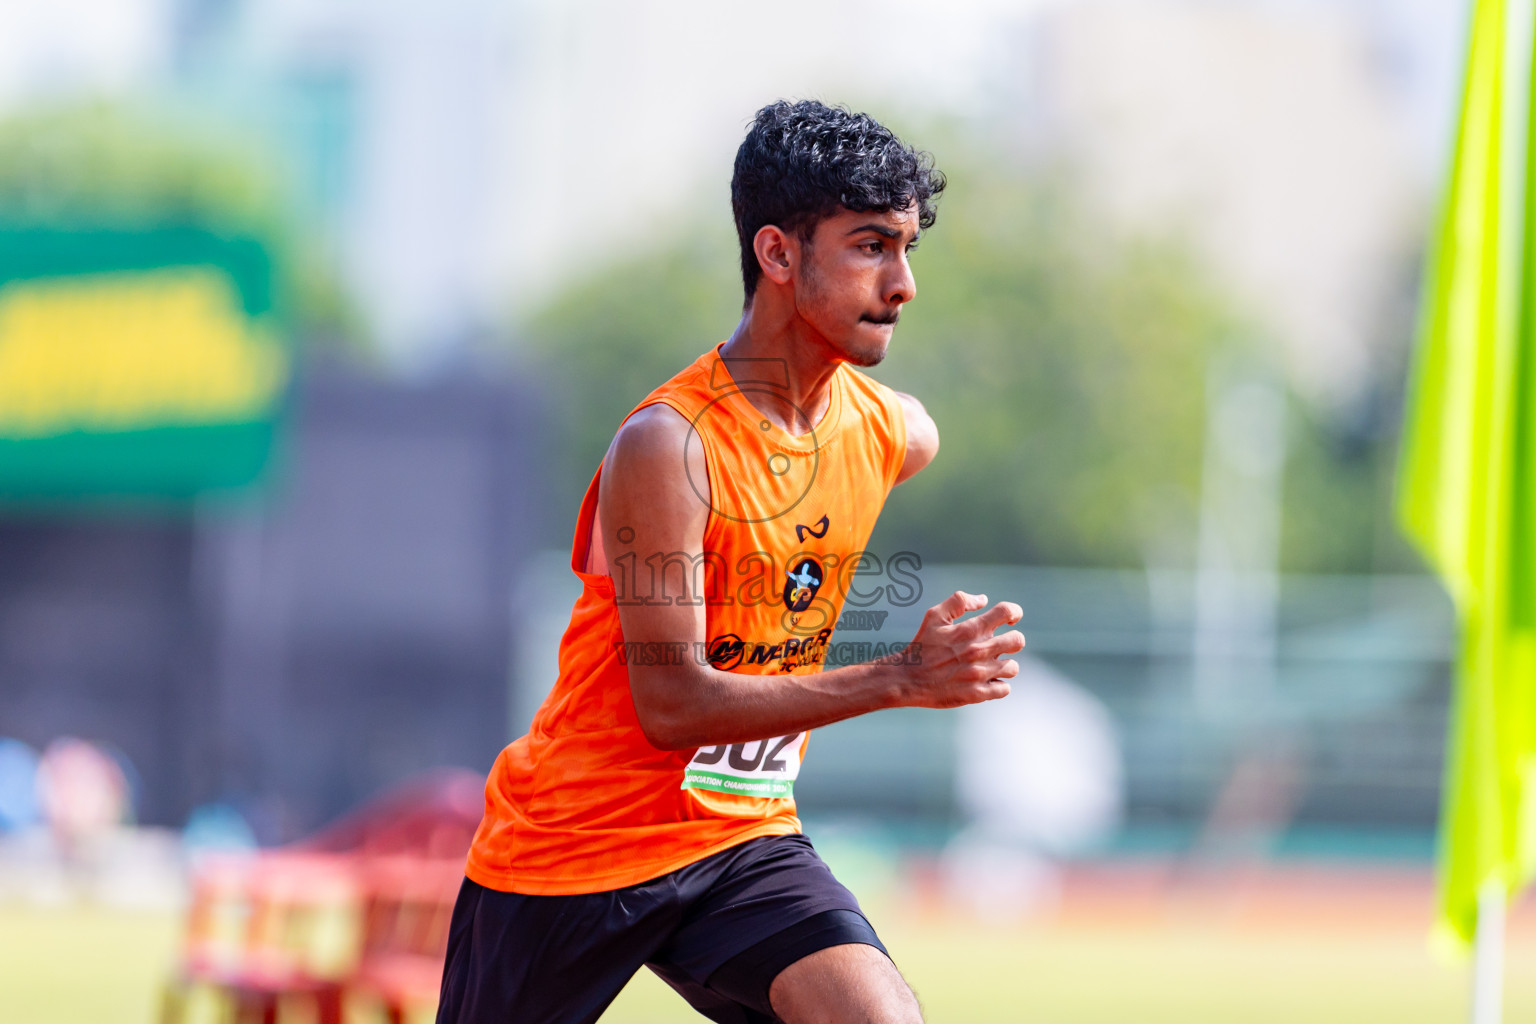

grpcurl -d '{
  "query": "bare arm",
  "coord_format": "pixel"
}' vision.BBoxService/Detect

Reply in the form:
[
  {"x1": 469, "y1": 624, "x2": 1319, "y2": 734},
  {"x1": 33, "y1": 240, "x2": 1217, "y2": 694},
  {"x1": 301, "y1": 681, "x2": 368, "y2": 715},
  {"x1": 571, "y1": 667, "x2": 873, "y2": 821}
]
[
  {"x1": 893, "y1": 391, "x2": 939, "y2": 485},
  {"x1": 599, "y1": 404, "x2": 1023, "y2": 752}
]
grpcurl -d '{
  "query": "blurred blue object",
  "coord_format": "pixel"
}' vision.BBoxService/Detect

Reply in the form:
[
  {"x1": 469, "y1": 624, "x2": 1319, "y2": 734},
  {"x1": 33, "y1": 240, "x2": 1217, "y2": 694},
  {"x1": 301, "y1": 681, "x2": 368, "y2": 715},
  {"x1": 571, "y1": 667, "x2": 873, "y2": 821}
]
[
  {"x1": 0, "y1": 738, "x2": 40, "y2": 831},
  {"x1": 183, "y1": 802, "x2": 258, "y2": 854}
]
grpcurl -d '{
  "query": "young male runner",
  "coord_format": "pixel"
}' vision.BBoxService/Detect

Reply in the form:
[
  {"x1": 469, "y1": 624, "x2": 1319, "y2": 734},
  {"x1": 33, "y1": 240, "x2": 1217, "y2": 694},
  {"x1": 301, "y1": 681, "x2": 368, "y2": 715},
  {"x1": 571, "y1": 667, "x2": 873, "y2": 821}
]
[{"x1": 438, "y1": 100, "x2": 1025, "y2": 1024}]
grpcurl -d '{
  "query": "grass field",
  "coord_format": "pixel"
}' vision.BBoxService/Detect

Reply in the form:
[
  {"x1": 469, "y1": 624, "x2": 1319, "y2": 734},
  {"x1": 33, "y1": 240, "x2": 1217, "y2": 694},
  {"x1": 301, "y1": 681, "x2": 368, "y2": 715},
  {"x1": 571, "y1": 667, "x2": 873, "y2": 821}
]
[
  {"x1": 3, "y1": 866, "x2": 1534, "y2": 1024},
  {"x1": 608, "y1": 906, "x2": 1536, "y2": 1024}
]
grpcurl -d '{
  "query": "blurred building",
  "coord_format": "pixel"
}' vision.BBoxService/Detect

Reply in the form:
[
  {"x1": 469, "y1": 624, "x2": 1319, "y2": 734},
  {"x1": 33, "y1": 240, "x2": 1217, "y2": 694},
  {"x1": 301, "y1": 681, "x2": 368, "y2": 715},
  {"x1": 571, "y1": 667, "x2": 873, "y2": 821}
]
[{"x1": 0, "y1": 367, "x2": 546, "y2": 840}]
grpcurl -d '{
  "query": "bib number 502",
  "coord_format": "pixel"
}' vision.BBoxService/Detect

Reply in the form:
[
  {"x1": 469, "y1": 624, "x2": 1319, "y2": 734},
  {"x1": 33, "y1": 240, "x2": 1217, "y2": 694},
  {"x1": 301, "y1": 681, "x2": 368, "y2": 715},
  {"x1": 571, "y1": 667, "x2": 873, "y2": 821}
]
[
  {"x1": 690, "y1": 735, "x2": 798, "y2": 773},
  {"x1": 682, "y1": 732, "x2": 805, "y2": 799}
]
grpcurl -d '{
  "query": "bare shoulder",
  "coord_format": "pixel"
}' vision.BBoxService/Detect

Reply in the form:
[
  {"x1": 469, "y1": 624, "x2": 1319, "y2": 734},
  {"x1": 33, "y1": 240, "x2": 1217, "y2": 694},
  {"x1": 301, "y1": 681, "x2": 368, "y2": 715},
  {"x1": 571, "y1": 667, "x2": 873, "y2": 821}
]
[
  {"x1": 599, "y1": 402, "x2": 709, "y2": 530},
  {"x1": 893, "y1": 390, "x2": 936, "y2": 437},
  {"x1": 607, "y1": 402, "x2": 695, "y2": 469},
  {"x1": 892, "y1": 390, "x2": 930, "y2": 420},
  {"x1": 892, "y1": 390, "x2": 939, "y2": 485}
]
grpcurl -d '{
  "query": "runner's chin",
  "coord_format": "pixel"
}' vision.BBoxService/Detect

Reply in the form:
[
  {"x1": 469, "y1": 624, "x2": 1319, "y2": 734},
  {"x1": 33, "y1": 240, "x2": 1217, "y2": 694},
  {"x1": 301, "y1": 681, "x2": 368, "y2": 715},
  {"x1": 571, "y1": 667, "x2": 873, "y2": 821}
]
[{"x1": 845, "y1": 321, "x2": 893, "y2": 366}]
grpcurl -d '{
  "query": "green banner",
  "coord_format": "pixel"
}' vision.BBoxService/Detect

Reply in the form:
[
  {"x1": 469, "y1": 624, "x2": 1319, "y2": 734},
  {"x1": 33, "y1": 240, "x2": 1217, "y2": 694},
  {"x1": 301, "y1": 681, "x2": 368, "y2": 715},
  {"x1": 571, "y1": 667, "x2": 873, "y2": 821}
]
[{"x1": 0, "y1": 226, "x2": 289, "y2": 502}]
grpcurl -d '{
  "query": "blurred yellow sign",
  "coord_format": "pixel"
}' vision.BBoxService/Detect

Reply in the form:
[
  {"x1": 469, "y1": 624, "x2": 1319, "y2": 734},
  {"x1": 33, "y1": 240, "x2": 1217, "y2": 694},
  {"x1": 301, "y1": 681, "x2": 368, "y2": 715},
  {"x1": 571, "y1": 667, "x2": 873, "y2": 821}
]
[
  {"x1": 0, "y1": 267, "x2": 286, "y2": 438},
  {"x1": 0, "y1": 225, "x2": 290, "y2": 502}
]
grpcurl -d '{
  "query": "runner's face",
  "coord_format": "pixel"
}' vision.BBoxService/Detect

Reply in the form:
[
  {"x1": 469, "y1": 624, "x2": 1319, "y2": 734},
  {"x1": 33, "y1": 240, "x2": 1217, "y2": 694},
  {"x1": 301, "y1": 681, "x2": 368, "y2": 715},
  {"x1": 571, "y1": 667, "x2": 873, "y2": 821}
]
[{"x1": 795, "y1": 205, "x2": 920, "y2": 367}]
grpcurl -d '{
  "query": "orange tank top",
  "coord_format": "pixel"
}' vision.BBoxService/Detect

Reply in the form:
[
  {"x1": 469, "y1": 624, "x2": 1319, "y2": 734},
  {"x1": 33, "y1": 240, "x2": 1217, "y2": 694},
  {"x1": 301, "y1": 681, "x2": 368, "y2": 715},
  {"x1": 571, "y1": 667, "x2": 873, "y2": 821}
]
[{"x1": 465, "y1": 342, "x2": 908, "y2": 894}]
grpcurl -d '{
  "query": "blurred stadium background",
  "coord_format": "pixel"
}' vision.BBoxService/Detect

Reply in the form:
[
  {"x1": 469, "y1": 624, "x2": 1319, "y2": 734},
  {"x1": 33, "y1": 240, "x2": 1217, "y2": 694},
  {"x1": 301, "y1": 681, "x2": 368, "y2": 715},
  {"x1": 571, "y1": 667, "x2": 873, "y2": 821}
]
[{"x1": 2, "y1": 0, "x2": 1533, "y2": 1021}]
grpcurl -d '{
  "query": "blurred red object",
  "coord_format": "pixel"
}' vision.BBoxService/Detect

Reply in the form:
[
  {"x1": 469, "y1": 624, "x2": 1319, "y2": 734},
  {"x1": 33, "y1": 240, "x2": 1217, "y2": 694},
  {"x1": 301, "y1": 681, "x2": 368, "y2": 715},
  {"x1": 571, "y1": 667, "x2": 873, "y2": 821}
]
[
  {"x1": 294, "y1": 769, "x2": 483, "y2": 859},
  {"x1": 351, "y1": 855, "x2": 469, "y2": 1023},
  {"x1": 164, "y1": 769, "x2": 481, "y2": 1024}
]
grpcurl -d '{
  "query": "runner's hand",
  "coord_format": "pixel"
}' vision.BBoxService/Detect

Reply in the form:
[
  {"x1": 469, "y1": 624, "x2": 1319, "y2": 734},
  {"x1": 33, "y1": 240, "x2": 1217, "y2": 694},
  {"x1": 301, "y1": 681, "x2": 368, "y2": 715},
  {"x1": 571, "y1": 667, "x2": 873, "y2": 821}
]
[{"x1": 896, "y1": 591, "x2": 1024, "y2": 708}]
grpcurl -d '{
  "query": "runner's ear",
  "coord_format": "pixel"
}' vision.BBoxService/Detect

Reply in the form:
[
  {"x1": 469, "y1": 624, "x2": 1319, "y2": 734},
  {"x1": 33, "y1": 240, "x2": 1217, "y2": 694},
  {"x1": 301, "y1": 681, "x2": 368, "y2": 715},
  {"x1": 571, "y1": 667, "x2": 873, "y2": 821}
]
[{"x1": 754, "y1": 225, "x2": 794, "y2": 286}]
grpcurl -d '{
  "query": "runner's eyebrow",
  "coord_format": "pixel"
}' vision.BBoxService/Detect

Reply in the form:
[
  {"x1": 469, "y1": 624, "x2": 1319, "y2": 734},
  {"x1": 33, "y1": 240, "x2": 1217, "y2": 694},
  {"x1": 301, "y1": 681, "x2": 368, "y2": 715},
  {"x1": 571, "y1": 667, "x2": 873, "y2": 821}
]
[{"x1": 844, "y1": 223, "x2": 920, "y2": 243}]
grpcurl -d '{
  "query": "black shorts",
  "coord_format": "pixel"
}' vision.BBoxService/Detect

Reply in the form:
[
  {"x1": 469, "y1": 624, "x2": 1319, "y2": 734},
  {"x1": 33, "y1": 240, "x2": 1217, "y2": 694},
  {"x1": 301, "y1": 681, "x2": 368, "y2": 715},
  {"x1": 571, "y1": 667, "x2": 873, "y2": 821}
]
[{"x1": 435, "y1": 833, "x2": 888, "y2": 1024}]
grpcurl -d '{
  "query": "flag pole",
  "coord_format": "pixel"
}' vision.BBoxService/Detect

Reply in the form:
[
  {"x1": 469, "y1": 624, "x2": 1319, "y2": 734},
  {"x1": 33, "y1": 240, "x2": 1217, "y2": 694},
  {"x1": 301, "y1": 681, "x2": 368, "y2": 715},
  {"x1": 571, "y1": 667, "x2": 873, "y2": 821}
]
[{"x1": 1471, "y1": 878, "x2": 1506, "y2": 1024}]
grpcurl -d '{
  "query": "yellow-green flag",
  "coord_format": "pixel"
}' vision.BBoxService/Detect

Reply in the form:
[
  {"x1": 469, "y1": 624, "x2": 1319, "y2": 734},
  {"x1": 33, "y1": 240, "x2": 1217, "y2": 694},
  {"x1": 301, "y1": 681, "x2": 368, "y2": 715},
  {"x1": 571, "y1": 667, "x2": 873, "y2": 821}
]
[{"x1": 1398, "y1": 0, "x2": 1536, "y2": 949}]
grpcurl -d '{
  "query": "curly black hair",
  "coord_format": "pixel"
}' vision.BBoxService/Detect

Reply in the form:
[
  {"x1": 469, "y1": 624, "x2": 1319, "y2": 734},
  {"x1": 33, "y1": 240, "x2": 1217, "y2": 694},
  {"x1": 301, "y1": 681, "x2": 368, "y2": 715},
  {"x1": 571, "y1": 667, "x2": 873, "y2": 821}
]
[{"x1": 731, "y1": 100, "x2": 946, "y2": 302}]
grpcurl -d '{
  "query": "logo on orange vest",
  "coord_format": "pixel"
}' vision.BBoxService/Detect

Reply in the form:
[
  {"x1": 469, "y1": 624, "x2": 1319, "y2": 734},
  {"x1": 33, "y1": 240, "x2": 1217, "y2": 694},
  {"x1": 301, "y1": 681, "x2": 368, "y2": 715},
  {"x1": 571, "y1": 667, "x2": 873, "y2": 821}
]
[
  {"x1": 794, "y1": 514, "x2": 830, "y2": 542},
  {"x1": 782, "y1": 557, "x2": 823, "y2": 612},
  {"x1": 706, "y1": 633, "x2": 746, "y2": 670}
]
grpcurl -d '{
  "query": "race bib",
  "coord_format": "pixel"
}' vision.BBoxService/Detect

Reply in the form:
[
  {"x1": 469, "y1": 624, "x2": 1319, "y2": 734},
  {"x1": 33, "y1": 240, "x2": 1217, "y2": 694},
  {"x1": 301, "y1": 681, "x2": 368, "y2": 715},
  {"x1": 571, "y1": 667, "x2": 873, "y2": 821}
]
[{"x1": 681, "y1": 733, "x2": 804, "y2": 799}]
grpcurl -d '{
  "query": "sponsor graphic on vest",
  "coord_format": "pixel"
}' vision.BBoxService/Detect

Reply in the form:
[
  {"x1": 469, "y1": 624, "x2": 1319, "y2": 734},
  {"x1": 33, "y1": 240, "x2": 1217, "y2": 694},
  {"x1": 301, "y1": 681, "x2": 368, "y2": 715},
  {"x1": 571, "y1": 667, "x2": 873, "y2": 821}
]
[
  {"x1": 705, "y1": 629, "x2": 835, "y2": 674},
  {"x1": 783, "y1": 557, "x2": 823, "y2": 612},
  {"x1": 706, "y1": 633, "x2": 746, "y2": 670},
  {"x1": 794, "y1": 514, "x2": 830, "y2": 542}
]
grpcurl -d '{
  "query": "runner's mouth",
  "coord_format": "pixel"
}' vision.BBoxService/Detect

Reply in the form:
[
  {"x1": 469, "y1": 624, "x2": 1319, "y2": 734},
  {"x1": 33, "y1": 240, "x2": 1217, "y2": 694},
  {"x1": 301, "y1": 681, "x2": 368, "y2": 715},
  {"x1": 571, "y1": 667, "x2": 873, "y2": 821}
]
[{"x1": 861, "y1": 311, "x2": 900, "y2": 326}]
